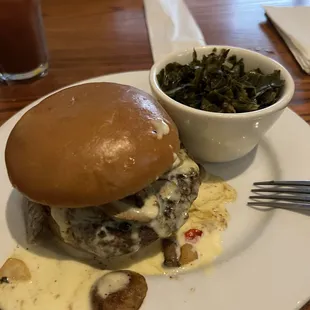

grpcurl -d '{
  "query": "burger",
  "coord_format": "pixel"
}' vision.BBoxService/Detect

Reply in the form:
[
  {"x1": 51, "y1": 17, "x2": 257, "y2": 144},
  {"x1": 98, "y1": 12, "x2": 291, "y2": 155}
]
[{"x1": 5, "y1": 82, "x2": 201, "y2": 261}]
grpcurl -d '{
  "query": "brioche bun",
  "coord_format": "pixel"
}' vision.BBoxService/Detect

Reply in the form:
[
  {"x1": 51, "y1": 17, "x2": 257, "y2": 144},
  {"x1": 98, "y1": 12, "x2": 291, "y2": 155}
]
[{"x1": 5, "y1": 82, "x2": 179, "y2": 207}]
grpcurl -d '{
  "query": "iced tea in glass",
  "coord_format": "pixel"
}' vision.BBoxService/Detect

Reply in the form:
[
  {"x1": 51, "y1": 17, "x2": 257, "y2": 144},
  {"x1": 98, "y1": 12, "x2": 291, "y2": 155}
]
[{"x1": 0, "y1": 0, "x2": 48, "y2": 81}]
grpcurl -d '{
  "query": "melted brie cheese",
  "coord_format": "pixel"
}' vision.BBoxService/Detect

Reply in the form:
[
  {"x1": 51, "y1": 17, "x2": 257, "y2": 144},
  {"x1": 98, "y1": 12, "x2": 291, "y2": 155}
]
[
  {"x1": 151, "y1": 119, "x2": 170, "y2": 139},
  {"x1": 108, "y1": 195, "x2": 159, "y2": 222}
]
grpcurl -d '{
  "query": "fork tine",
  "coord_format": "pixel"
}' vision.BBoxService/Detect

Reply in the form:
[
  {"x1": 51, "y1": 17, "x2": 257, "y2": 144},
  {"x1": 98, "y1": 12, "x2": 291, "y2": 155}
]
[
  {"x1": 253, "y1": 180, "x2": 310, "y2": 186},
  {"x1": 251, "y1": 188, "x2": 310, "y2": 194},
  {"x1": 249, "y1": 194, "x2": 310, "y2": 202},
  {"x1": 248, "y1": 201, "x2": 310, "y2": 210}
]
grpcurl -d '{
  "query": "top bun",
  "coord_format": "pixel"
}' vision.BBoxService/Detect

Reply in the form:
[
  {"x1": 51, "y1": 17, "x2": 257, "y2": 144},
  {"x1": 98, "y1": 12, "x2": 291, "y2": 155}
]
[{"x1": 5, "y1": 82, "x2": 180, "y2": 207}]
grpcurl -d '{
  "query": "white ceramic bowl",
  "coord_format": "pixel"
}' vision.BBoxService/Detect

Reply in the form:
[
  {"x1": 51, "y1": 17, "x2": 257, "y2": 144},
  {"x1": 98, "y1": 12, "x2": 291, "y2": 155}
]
[{"x1": 149, "y1": 46, "x2": 295, "y2": 163}]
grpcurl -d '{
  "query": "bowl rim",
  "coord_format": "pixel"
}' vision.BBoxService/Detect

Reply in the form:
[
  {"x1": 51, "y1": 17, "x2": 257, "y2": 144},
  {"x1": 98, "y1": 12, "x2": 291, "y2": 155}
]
[{"x1": 149, "y1": 45, "x2": 295, "y2": 120}]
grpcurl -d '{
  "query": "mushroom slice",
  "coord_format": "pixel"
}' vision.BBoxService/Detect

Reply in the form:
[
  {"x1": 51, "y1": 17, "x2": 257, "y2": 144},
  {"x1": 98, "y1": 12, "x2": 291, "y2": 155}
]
[
  {"x1": 91, "y1": 270, "x2": 147, "y2": 310},
  {"x1": 162, "y1": 236, "x2": 180, "y2": 268},
  {"x1": 0, "y1": 258, "x2": 31, "y2": 282},
  {"x1": 179, "y1": 244, "x2": 198, "y2": 266}
]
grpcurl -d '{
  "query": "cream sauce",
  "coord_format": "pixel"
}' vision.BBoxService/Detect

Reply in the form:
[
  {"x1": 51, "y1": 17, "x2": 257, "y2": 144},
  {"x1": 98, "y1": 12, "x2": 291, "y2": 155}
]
[
  {"x1": 0, "y1": 174, "x2": 236, "y2": 310},
  {"x1": 171, "y1": 153, "x2": 181, "y2": 169},
  {"x1": 176, "y1": 174, "x2": 236, "y2": 270},
  {"x1": 107, "y1": 195, "x2": 159, "y2": 222},
  {"x1": 0, "y1": 245, "x2": 100, "y2": 310},
  {"x1": 158, "y1": 181, "x2": 180, "y2": 203},
  {"x1": 151, "y1": 119, "x2": 170, "y2": 139}
]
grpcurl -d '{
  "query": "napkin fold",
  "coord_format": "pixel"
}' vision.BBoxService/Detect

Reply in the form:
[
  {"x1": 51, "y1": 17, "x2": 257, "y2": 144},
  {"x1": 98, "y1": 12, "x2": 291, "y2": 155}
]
[
  {"x1": 144, "y1": 0, "x2": 206, "y2": 62},
  {"x1": 264, "y1": 6, "x2": 310, "y2": 74}
]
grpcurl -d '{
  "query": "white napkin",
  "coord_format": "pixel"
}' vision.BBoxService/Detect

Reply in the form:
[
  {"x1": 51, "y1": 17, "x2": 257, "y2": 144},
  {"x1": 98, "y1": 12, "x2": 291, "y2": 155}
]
[
  {"x1": 264, "y1": 6, "x2": 310, "y2": 74},
  {"x1": 144, "y1": 0, "x2": 206, "y2": 62}
]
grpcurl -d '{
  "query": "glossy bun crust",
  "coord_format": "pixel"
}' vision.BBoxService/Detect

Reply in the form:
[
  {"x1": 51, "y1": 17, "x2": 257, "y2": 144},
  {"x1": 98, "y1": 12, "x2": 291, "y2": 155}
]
[{"x1": 5, "y1": 82, "x2": 180, "y2": 207}]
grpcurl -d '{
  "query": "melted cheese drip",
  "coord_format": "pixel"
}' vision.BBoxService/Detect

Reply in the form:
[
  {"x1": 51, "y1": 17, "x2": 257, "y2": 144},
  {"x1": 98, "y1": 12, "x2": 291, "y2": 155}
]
[
  {"x1": 151, "y1": 119, "x2": 170, "y2": 139},
  {"x1": 0, "y1": 174, "x2": 236, "y2": 310},
  {"x1": 50, "y1": 208, "x2": 69, "y2": 235},
  {"x1": 108, "y1": 195, "x2": 159, "y2": 222},
  {"x1": 177, "y1": 174, "x2": 236, "y2": 270},
  {"x1": 108, "y1": 174, "x2": 237, "y2": 274}
]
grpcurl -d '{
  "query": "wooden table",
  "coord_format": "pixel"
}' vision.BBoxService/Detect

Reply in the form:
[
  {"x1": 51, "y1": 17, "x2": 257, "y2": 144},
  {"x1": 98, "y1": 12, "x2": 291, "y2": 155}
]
[
  {"x1": 0, "y1": 0, "x2": 310, "y2": 308},
  {"x1": 0, "y1": 0, "x2": 310, "y2": 125}
]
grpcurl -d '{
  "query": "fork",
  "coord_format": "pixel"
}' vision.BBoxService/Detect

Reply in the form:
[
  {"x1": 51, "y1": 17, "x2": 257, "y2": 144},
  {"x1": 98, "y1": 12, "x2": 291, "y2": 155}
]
[{"x1": 248, "y1": 181, "x2": 310, "y2": 210}]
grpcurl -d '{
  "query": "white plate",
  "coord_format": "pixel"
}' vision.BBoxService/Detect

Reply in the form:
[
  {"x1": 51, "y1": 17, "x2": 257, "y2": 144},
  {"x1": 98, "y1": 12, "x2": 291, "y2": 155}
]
[{"x1": 1, "y1": 71, "x2": 310, "y2": 310}]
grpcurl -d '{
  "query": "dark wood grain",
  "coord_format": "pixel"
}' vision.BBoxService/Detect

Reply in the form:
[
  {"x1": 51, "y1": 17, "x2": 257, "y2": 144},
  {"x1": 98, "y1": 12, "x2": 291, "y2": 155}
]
[
  {"x1": 1, "y1": 0, "x2": 310, "y2": 125},
  {"x1": 0, "y1": 0, "x2": 153, "y2": 124}
]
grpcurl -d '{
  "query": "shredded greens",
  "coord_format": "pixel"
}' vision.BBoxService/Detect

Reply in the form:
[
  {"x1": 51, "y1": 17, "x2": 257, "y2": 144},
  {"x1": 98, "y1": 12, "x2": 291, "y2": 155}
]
[{"x1": 157, "y1": 48, "x2": 285, "y2": 113}]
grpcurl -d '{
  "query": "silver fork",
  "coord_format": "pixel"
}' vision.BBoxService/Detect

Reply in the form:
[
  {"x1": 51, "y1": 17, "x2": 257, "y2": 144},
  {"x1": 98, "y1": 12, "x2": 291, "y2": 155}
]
[{"x1": 248, "y1": 181, "x2": 310, "y2": 210}]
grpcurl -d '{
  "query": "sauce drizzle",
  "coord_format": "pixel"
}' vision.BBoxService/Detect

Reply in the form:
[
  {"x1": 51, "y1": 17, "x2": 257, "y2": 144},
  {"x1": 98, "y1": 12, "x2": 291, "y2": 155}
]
[{"x1": 0, "y1": 173, "x2": 236, "y2": 310}]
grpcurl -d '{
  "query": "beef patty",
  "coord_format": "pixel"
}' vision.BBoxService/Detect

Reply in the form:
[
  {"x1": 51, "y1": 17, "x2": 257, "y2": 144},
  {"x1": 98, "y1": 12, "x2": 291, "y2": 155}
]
[{"x1": 25, "y1": 149, "x2": 201, "y2": 259}]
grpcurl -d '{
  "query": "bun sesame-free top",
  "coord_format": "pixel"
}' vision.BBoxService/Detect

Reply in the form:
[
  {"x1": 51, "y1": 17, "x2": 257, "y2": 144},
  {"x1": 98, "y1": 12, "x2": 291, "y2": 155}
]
[{"x1": 5, "y1": 82, "x2": 180, "y2": 207}]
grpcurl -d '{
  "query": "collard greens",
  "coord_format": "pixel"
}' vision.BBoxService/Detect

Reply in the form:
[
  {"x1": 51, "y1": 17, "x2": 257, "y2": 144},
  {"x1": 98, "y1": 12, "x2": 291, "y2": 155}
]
[{"x1": 157, "y1": 49, "x2": 285, "y2": 113}]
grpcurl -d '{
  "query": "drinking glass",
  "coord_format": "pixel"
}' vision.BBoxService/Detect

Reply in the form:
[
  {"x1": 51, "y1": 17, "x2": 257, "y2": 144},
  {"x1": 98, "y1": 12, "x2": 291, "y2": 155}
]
[{"x1": 0, "y1": 0, "x2": 48, "y2": 82}]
